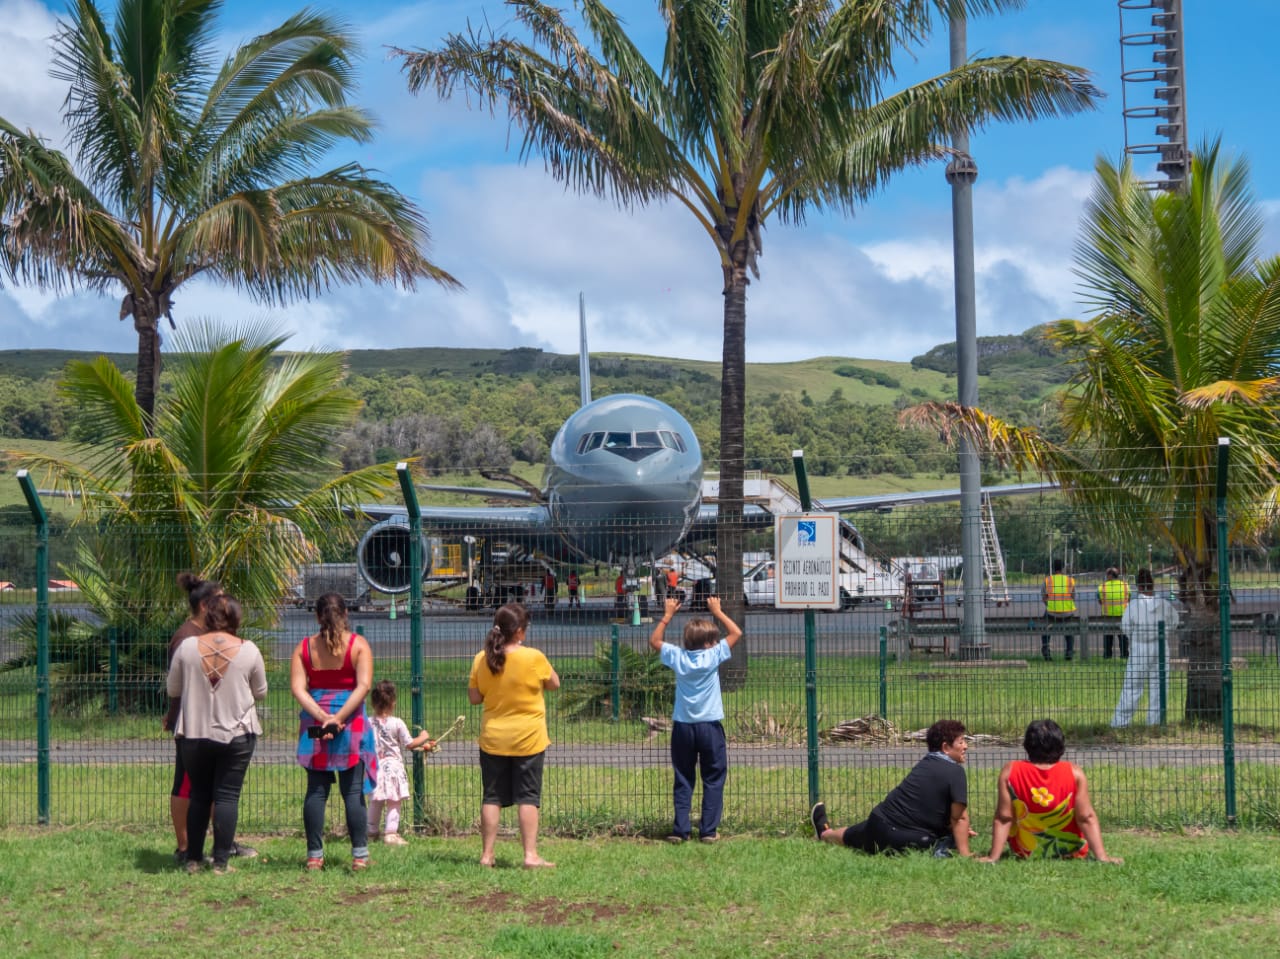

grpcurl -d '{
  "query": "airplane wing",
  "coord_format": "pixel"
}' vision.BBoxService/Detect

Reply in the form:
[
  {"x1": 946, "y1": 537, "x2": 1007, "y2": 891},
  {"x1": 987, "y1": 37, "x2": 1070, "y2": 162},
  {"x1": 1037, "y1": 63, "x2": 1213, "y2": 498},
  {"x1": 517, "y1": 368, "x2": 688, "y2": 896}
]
[
  {"x1": 354, "y1": 502, "x2": 554, "y2": 542},
  {"x1": 684, "y1": 480, "x2": 1058, "y2": 531},
  {"x1": 413, "y1": 485, "x2": 536, "y2": 501},
  {"x1": 816, "y1": 481, "x2": 1059, "y2": 512},
  {"x1": 683, "y1": 503, "x2": 775, "y2": 545}
]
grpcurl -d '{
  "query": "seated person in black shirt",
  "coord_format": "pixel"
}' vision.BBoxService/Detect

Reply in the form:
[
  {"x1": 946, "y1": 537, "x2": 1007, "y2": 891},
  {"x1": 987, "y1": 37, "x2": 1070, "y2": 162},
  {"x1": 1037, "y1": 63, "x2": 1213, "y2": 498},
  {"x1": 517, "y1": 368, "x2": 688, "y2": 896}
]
[{"x1": 810, "y1": 719, "x2": 972, "y2": 857}]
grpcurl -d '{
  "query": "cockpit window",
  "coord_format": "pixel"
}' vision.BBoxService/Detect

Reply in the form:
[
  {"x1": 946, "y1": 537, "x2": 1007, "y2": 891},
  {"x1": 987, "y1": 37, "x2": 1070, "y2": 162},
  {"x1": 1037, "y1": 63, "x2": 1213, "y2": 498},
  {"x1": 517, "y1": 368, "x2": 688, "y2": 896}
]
[
  {"x1": 579, "y1": 429, "x2": 687, "y2": 455},
  {"x1": 576, "y1": 432, "x2": 604, "y2": 454},
  {"x1": 660, "y1": 431, "x2": 686, "y2": 453}
]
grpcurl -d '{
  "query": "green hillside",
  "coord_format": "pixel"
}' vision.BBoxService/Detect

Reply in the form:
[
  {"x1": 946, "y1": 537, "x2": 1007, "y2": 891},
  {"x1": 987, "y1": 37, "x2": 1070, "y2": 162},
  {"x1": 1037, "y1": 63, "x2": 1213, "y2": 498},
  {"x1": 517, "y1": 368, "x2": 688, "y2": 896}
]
[{"x1": 0, "y1": 328, "x2": 1070, "y2": 484}]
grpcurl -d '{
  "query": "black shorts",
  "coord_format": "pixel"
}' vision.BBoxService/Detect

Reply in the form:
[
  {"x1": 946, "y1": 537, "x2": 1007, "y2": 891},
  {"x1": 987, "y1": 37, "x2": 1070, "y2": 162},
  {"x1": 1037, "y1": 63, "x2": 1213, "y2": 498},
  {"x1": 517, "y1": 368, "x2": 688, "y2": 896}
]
[
  {"x1": 479, "y1": 750, "x2": 546, "y2": 807},
  {"x1": 842, "y1": 809, "x2": 941, "y2": 855}
]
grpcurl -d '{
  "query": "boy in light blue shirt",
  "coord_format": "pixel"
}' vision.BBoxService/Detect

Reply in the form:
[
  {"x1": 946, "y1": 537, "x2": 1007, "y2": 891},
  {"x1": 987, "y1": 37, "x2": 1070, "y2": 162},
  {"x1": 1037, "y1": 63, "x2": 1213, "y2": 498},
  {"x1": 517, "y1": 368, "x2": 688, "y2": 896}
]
[{"x1": 649, "y1": 595, "x2": 743, "y2": 843}]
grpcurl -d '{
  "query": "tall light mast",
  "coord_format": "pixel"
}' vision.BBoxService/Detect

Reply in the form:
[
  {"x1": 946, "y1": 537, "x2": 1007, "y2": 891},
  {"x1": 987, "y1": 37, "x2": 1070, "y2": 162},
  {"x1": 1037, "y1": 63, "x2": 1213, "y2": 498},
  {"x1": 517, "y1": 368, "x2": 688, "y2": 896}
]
[{"x1": 1118, "y1": 0, "x2": 1189, "y2": 190}]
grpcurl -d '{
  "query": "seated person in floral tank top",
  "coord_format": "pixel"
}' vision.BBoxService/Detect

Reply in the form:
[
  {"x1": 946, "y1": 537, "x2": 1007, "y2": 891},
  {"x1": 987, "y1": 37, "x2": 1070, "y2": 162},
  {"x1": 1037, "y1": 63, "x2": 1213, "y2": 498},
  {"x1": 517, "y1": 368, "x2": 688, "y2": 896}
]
[{"x1": 981, "y1": 719, "x2": 1122, "y2": 863}]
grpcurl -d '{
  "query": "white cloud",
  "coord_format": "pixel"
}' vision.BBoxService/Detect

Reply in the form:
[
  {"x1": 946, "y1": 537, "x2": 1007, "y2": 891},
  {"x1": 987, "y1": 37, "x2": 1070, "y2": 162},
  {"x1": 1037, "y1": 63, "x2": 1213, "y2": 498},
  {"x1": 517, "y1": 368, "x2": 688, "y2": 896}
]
[
  {"x1": 3, "y1": 1, "x2": 1277, "y2": 369},
  {"x1": 0, "y1": 0, "x2": 63, "y2": 140}
]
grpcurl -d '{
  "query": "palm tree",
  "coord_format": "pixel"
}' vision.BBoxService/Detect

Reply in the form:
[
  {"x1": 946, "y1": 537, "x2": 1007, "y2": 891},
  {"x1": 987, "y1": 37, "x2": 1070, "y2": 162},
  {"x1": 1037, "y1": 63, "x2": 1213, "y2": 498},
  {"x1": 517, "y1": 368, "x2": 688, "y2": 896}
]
[
  {"x1": 0, "y1": 0, "x2": 457, "y2": 426},
  {"x1": 394, "y1": 0, "x2": 1098, "y2": 680},
  {"x1": 904, "y1": 141, "x2": 1280, "y2": 721},
  {"x1": 17, "y1": 320, "x2": 399, "y2": 710}
]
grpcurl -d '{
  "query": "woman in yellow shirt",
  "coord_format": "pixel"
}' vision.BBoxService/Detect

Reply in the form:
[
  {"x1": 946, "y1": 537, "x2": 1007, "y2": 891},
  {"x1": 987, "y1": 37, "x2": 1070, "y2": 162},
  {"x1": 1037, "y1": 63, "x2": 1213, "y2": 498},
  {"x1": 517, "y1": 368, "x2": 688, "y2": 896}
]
[{"x1": 468, "y1": 603, "x2": 560, "y2": 868}]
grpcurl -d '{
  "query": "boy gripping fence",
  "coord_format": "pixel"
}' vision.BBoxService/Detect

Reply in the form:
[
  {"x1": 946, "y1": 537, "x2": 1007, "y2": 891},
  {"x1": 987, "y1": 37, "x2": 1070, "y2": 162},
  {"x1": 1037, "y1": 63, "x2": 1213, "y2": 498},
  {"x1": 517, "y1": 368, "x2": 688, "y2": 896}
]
[{"x1": 648, "y1": 595, "x2": 743, "y2": 843}]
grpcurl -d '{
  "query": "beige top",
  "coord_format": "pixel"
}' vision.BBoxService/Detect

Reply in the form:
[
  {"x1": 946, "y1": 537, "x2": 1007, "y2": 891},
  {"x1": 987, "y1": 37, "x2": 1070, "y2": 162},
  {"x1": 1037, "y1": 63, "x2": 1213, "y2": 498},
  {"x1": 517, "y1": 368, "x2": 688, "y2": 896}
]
[{"x1": 166, "y1": 635, "x2": 267, "y2": 742}]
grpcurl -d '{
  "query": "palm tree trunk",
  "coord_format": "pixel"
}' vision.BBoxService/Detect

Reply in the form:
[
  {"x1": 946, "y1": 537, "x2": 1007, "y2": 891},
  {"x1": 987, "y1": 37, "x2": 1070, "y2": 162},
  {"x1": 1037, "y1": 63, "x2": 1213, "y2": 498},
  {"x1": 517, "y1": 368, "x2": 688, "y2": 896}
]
[
  {"x1": 132, "y1": 300, "x2": 161, "y2": 432},
  {"x1": 717, "y1": 268, "x2": 748, "y2": 691},
  {"x1": 1182, "y1": 561, "x2": 1223, "y2": 722}
]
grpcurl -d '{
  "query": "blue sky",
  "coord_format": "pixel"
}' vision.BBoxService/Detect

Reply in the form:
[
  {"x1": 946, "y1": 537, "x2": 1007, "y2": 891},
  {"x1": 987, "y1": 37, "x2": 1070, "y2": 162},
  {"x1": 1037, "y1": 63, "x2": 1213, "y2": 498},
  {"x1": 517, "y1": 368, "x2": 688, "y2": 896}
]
[{"x1": 1, "y1": 0, "x2": 1277, "y2": 364}]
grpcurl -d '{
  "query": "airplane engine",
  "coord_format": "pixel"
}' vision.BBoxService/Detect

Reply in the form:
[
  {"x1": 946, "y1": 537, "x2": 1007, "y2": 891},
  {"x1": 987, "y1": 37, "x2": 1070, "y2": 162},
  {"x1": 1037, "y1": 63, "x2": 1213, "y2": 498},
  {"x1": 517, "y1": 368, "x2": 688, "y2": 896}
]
[{"x1": 357, "y1": 519, "x2": 432, "y2": 594}]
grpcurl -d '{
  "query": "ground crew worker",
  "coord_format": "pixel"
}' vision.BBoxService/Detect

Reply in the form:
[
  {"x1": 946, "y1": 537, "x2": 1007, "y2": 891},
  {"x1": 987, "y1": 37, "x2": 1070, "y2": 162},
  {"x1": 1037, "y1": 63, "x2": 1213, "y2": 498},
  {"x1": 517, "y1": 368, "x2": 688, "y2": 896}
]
[
  {"x1": 543, "y1": 568, "x2": 556, "y2": 610},
  {"x1": 566, "y1": 569, "x2": 581, "y2": 608},
  {"x1": 1097, "y1": 567, "x2": 1131, "y2": 659},
  {"x1": 1041, "y1": 559, "x2": 1077, "y2": 661},
  {"x1": 666, "y1": 566, "x2": 680, "y2": 603}
]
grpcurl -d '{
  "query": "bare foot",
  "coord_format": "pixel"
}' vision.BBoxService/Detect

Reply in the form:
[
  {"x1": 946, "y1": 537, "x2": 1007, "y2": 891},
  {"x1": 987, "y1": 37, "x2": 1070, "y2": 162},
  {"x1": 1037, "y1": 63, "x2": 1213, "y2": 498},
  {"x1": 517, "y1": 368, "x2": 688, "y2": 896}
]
[
  {"x1": 478, "y1": 858, "x2": 496, "y2": 868},
  {"x1": 523, "y1": 858, "x2": 555, "y2": 869}
]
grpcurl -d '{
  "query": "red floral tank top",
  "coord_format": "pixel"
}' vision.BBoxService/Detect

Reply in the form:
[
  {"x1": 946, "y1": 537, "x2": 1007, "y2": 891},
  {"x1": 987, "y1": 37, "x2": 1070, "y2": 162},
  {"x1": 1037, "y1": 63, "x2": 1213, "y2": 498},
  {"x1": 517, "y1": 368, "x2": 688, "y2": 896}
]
[{"x1": 1007, "y1": 760, "x2": 1088, "y2": 859}]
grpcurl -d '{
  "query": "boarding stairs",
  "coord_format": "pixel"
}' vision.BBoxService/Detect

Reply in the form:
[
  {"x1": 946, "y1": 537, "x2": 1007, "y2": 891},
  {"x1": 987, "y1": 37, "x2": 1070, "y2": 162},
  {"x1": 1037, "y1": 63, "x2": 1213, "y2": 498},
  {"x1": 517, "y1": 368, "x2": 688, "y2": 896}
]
[
  {"x1": 979, "y1": 494, "x2": 1011, "y2": 605},
  {"x1": 701, "y1": 472, "x2": 895, "y2": 577}
]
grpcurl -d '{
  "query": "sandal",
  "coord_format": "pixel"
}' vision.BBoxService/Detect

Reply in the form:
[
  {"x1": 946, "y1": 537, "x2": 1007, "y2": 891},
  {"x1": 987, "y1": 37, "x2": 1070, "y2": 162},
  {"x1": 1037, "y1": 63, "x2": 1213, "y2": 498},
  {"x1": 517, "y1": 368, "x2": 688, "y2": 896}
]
[
  {"x1": 305, "y1": 857, "x2": 324, "y2": 871},
  {"x1": 352, "y1": 857, "x2": 371, "y2": 871}
]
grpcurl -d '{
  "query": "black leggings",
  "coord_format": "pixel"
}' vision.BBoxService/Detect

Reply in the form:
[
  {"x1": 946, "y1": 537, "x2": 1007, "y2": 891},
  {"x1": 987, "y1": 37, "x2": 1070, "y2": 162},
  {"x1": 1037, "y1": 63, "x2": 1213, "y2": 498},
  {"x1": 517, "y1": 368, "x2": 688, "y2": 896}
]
[{"x1": 179, "y1": 734, "x2": 256, "y2": 866}]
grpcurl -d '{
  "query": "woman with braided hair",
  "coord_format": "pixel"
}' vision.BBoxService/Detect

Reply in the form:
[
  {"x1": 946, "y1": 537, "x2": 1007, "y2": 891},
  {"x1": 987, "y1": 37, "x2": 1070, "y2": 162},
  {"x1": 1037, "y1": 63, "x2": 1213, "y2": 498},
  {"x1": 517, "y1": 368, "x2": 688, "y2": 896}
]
[
  {"x1": 290, "y1": 593, "x2": 377, "y2": 871},
  {"x1": 468, "y1": 602, "x2": 560, "y2": 868}
]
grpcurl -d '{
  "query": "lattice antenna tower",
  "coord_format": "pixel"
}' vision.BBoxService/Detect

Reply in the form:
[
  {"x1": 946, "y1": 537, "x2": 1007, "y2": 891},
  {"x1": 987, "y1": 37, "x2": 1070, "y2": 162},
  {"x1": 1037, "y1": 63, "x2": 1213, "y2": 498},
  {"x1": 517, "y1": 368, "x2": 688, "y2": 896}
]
[{"x1": 1118, "y1": 0, "x2": 1189, "y2": 191}]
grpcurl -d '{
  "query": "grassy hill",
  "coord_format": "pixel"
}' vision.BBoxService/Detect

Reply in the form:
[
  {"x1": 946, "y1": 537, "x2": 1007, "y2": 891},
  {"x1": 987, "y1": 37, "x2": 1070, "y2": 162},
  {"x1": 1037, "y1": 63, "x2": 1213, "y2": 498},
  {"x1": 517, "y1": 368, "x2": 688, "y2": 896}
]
[
  {"x1": 0, "y1": 329, "x2": 1069, "y2": 500},
  {"x1": 0, "y1": 324, "x2": 1069, "y2": 411}
]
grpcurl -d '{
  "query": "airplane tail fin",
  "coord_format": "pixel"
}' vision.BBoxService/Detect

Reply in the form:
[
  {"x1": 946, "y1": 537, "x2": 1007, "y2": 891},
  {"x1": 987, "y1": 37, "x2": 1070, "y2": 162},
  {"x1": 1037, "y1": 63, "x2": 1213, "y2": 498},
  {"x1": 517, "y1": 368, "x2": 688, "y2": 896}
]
[{"x1": 579, "y1": 292, "x2": 591, "y2": 408}]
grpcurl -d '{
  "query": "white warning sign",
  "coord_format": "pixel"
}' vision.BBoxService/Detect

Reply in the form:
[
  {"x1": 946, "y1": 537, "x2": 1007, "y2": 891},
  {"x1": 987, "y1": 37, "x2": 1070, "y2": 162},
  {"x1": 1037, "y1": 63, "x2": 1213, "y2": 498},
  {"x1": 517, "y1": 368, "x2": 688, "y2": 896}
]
[{"x1": 774, "y1": 513, "x2": 841, "y2": 610}]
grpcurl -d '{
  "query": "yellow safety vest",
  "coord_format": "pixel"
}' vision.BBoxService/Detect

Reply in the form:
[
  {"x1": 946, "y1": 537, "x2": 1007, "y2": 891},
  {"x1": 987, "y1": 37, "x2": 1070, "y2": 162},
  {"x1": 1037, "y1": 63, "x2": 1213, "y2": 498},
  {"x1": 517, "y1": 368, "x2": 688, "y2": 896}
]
[
  {"x1": 1097, "y1": 579, "x2": 1130, "y2": 617},
  {"x1": 1044, "y1": 574, "x2": 1076, "y2": 614}
]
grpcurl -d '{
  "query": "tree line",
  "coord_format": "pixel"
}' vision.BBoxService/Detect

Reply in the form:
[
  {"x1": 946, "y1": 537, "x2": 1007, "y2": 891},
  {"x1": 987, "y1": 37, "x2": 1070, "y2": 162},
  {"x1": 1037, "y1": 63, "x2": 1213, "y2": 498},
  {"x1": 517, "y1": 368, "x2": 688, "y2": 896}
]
[{"x1": 4, "y1": 358, "x2": 972, "y2": 480}]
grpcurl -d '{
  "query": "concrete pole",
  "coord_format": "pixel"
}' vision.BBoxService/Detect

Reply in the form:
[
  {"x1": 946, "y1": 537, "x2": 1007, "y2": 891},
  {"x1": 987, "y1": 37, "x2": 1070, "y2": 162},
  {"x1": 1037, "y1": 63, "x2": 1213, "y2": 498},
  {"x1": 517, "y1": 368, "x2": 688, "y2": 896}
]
[{"x1": 946, "y1": 15, "x2": 985, "y2": 652}]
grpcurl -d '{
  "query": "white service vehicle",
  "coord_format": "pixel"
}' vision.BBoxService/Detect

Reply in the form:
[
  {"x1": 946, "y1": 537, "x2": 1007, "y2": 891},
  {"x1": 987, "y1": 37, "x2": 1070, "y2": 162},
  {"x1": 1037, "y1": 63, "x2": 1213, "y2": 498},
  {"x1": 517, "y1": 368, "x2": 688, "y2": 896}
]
[{"x1": 741, "y1": 558, "x2": 903, "y2": 609}]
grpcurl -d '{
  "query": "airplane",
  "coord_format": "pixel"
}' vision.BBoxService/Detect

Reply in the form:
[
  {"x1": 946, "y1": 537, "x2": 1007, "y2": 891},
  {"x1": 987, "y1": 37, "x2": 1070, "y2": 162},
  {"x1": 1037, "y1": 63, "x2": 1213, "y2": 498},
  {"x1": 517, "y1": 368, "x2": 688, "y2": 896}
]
[
  {"x1": 351, "y1": 296, "x2": 1059, "y2": 605},
  {"x1": 355, "y1": 295, "x2": 705, "y2": 596}
]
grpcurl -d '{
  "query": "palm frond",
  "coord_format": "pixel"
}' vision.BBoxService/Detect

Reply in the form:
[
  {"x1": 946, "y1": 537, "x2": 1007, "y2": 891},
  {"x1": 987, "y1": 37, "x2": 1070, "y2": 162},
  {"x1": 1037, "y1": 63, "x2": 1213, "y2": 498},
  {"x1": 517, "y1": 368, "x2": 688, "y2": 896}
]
[{"x1": 792, "y1": 55, "x2": 1097, "y2": 219}]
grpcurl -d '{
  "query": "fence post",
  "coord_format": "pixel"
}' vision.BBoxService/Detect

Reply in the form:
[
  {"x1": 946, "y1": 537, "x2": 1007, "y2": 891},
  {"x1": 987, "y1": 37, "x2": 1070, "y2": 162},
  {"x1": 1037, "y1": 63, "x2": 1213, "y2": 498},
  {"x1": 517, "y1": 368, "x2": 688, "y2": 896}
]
[
  {"x1": 17, "y1": 471, "x2": 50, "y2": 825},
  {"x1": 610, "y1": 624, "x2": 620, "y2": 723},
  {"x1": 1216, "y1": 438, "x2": 1237, "y2": 826},
  {"x1": 396, "y1": 463, "x2": 427, "y2": 830},
  {"x1": 879, "y1": 626, "x2": 888, "y2": 719},
  {"x1": 792, "y1": 451, "x2": 821, "y2": 807},
  {"x1": 1157, "y1": 622, "x2": 1167, "y2": 727},
  {"x1": 108, "y1": 626, "x2": 119, "y2": 716}
]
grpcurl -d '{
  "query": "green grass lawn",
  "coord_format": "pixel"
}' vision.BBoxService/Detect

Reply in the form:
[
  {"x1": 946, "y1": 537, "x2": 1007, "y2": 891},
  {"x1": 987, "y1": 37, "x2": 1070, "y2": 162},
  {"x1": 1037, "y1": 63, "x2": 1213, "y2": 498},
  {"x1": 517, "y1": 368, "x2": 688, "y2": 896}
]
[
  {"x1": 7, "y1": 652, "x2": 1279, "y2": 746},
  {"x1": 1, "y1": 827, "x2": 1278, "y2": 958},
  {"x1": 3, "y1": 652, "x2": 1276, "y2": 832}
]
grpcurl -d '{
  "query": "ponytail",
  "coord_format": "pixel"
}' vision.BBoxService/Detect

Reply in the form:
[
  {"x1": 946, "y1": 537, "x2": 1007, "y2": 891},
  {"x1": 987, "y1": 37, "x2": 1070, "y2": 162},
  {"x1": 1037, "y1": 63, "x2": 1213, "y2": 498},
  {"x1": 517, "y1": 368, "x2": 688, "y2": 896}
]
[
  {"x1": 315, "y1": 592, "x2": 350, "y2": 657},
  {"x1": 484, "y1": 625, "x2": 506, "y2": 675},
  {"x1": 484, "y1": 602, "x2": 530, "y2": 674}
]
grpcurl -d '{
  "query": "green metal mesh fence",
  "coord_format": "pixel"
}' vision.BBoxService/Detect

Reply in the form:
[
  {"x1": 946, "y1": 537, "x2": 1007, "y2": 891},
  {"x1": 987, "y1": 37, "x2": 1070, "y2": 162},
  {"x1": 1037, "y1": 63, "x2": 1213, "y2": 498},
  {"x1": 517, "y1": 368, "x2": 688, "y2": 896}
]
[{"x1": 2, "y1": 494, "x2": 1277, "y2": 836}]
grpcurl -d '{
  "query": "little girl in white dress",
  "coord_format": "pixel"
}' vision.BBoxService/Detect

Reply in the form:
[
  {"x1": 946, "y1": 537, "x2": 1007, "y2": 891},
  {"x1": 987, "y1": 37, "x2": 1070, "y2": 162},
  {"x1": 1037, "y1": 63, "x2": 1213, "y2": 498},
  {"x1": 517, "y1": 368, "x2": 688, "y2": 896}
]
[{"x1": 368, "y1": 680, "x2": 434, "y2": 845}]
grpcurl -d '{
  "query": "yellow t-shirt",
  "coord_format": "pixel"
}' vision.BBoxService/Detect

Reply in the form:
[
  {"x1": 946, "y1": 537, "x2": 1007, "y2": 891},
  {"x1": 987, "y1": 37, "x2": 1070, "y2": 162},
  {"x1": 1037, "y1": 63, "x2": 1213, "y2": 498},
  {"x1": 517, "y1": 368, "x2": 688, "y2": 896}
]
[{"x1": 469, "y1": 645, "x2": 553, "y2": 756}]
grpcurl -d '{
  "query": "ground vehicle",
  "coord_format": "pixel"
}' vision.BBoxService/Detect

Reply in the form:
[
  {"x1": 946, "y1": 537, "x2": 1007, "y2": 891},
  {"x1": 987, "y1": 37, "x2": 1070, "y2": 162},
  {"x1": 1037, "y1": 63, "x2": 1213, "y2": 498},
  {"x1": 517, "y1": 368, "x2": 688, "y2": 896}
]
[
  {"x1": 743, "y1": 560, "x2": 777, "y2": 606},
  {"x1": 905, "y1": 562, "x2": 942, "y2": 603},
  {"x1": 732, "y1": 559, "x2": 900, "y2": 609},
  {"x1": 300, "y1": 563, "x2": 371, "y2": 610}
]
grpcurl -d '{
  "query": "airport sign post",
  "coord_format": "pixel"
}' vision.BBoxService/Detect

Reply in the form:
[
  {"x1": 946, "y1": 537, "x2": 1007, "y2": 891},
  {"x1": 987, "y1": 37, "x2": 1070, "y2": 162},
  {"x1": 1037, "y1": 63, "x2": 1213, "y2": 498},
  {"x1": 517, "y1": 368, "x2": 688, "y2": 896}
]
[{"x1": 774, "y1": 512, "x2": 841, "y2": 611}]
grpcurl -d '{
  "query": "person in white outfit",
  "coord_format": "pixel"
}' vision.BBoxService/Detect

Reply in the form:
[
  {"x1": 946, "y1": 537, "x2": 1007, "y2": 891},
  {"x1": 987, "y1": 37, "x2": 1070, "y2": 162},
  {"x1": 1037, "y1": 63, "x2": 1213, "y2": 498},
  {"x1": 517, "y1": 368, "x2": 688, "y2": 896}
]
[{"x1": 1111, "y1": 568, "x2": 1180, "y2": 728}]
